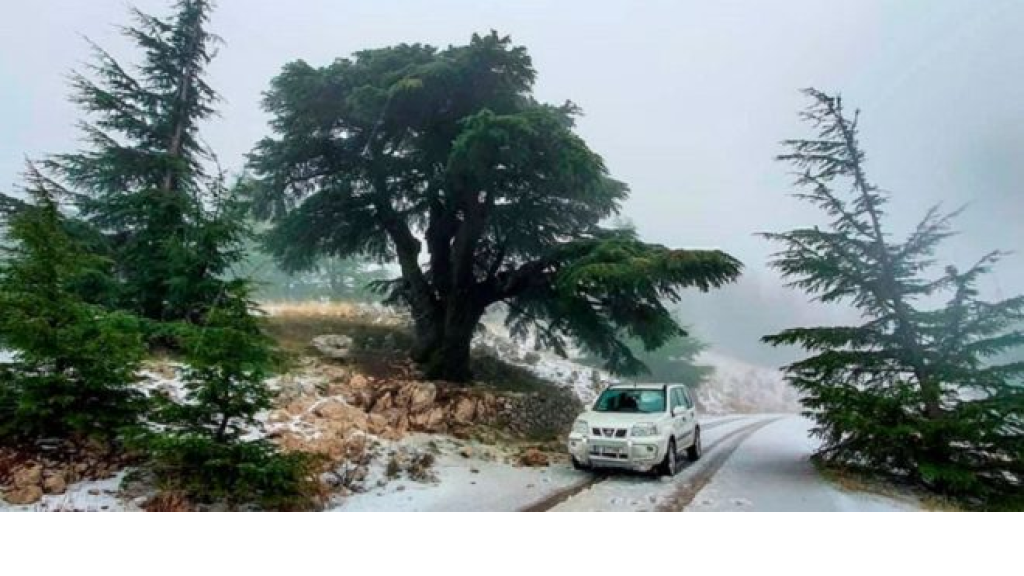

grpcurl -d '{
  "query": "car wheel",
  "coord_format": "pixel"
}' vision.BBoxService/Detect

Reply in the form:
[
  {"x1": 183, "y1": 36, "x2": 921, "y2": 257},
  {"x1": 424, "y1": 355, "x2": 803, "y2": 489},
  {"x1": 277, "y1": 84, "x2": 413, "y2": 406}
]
[
  {"x1": 658, "y1": 438, "x2": 678, "y2": 477},
  {"x1": 687, "y1": 427, "x2": 702, "y2": 462},
  {"x1": 571, "y1": 456, "x2": 590, "y2": 471}
]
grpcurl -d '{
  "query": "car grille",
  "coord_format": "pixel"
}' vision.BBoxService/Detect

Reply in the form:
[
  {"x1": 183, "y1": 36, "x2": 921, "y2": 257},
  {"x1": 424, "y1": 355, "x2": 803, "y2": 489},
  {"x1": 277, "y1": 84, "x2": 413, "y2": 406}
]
[{"x1": 591, "y1": 427, "x2": 628, "y2": 438}]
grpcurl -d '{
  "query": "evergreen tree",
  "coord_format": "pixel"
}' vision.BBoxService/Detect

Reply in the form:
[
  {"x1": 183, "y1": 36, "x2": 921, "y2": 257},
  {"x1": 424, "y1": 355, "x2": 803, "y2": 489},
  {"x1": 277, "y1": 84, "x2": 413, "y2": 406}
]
[
  {"x1": 763, "y1": 89, "x2": 1024, "y2": 505},
  {"x1": 246, "y1": 32, "x2": 742, "y2": 382},
  {"x1": 0, "y1": 167, "x2": 146, "y2": 443},
  {"x1": 45, "y1": 0, "x2": 232, "y2": 324},
  {"x1": 627, "y1": 334, "x2": 712, "y2": 388},
  {"x1": 160, "y1": 284, "x2": 275, "y2": 442},
  {"x1": 145, "y1": 284, "x2": 320, "y2": 510},
  {"x1": 578, "y1": 330, "x2": 712, "y2": 388}
]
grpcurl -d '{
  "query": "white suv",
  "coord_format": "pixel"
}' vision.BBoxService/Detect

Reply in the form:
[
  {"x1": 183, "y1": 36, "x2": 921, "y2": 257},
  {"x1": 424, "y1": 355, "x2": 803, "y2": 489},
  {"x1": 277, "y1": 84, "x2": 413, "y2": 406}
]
[{"x1": 568, "y1": 383, "x2": 702, "y2": 476}]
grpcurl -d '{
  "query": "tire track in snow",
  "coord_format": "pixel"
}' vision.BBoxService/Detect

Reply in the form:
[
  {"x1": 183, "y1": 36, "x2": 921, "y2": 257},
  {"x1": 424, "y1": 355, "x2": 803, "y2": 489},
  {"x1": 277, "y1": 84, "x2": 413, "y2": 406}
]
[
  {"x1": 521, "y1": 415, "x2": 774, "y2": 512},
  {"x1": 655, "y1": 416, "x2": 783, "y2": 511}
]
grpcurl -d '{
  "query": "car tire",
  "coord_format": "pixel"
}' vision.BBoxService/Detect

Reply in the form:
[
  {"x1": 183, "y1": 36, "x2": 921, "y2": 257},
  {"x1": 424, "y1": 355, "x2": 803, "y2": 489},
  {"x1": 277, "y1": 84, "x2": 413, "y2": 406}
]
[
  {"x1": 571, "y1": 456, "x2": 590, "y2": 471},
  {"x1": 687, "y1": 427, "x2": 702, "y2": 462},
  {"x1": 658, "y1": 438, "x2": 678, "y2": 477}
]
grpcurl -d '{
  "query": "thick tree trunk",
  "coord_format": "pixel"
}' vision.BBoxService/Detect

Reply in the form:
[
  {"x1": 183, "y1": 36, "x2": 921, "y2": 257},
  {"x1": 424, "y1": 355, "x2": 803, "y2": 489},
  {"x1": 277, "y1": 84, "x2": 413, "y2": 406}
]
[
  {"x1": 419, "y1": 299, "x2": 483, "y2": 383},
  {"x1": 410, "y1": 315, "x2": 442, "y2": 364},
  {"x1": 436, "y1": 303, "x2": 483, "y2": 383}
]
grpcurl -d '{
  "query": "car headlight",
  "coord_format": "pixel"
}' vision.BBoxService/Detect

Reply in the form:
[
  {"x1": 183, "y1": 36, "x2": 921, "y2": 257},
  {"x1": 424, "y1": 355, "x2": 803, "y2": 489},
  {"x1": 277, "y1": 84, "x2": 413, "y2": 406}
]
[
  {"x1": 630, "y1": 423, "x2": 659, "y2": 437},
  {"x1": 572, "y1": 419, "x2": 589, "y2": 434}
]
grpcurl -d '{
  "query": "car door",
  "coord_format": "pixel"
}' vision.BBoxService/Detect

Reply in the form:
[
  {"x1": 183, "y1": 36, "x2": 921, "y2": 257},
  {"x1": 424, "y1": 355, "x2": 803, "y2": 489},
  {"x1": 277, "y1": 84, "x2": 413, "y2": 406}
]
[
  {"x1": 671, "y1": 385, "x2": 696, "y2": 444},
  {"x1": 669, "y1": 387, "x2": 688, "y2": 449},
  {"x1": 679, "y1": 387, "x2": 697, "y2": 442}
]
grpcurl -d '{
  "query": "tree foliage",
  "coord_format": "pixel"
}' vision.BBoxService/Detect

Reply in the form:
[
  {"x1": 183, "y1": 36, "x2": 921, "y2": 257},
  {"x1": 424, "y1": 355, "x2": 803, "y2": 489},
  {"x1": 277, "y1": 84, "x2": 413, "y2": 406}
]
[
  {"x1": 246, "y1": 32, "x2": 742, "y2": 381},
  {"x1": 763, "y1": 89, "x2": 1024, "y2": 506},
  {"x1": 43, "y1": 0, "x2": 239, "y2": 324},
  {"x1": 579, "y1": 329, "x2": 712, "y2": 388},
  {"x1": 0, "y1": 168, "x2": 146, "y2": 443},
  {"x1": 0, "y1": 2, "x2": 316, "y2": 509},
  {"x1": 144, "y1": 284, "x2": 321, "y2": 510}
]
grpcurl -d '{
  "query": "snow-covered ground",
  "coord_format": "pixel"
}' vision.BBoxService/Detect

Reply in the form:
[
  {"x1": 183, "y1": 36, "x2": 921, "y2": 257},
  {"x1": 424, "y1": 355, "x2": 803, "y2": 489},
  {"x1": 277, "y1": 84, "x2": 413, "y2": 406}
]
[
  {"x1": 332, "y1": 435, "x2": 586, "y2": 512},
  {"x1": 685, "y1": 417, "x2": 920, "y2": 512},
  {"x1": 338, "y1": 415, "x2": 804, "y2": 513}
]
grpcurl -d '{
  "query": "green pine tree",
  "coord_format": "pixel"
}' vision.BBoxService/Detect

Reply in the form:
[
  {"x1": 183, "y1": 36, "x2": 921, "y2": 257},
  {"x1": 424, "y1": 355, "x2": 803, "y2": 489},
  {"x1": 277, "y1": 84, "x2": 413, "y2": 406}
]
[
  {"x1": 45, "y1": 0, "x2": 233, "y2": 324},
  {"x1": 763, "y1": 89, "x2": 1024, "y2": 506},
  {"x1": 0, "y1": 166, "x2": 146, "y2": 444},
  {"x1": 144, "y1": 283, "x2": 321, "y2": 510},
  {"x1": 160, "y1": 284, "x2": 275, "y2": 442}
]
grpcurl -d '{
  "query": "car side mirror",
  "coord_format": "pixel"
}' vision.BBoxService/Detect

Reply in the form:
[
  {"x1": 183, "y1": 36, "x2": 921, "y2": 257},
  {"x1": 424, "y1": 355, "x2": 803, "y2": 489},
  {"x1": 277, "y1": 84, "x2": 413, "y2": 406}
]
[{"x1": 671, "y1": 406, "x2": 682, "y2": 416}]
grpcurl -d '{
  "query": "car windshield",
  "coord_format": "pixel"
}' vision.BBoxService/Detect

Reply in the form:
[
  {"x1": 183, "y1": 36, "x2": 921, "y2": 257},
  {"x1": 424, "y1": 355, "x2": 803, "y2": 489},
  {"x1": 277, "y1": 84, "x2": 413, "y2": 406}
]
[{"x1": 593, "y1": 388, "x2": 665, "y2": 414}]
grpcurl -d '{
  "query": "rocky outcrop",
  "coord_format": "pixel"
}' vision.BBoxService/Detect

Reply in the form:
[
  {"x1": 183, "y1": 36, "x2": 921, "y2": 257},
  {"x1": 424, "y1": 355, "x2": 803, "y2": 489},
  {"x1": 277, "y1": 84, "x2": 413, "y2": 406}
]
[
  {"x1": 0, "y1": 444, "x2": 126, "y2": 506},
  {"x1": 263, "y1": 359, "x2": 583, "y2": 478}
]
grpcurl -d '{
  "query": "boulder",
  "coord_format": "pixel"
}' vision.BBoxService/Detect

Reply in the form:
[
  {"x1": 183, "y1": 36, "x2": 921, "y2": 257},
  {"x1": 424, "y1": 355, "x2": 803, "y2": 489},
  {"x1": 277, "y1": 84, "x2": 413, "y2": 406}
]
[
  {"x1": 401, "y1": 382, "x2": 437, "y2": 413},
  {"x1": 367, "y1": 413, "x2": 390, "y2": 436},
  {"x1": 3, "y1": 485, "x2": 43, "y2": 505},
  {"x1": 370, "y1": 392, "x2": 394, "y2": 413},
  {"x1": 421, "y1": 406, "x2": 447, "y2": 430},
  {"x1": 311, "y1": 334, "x2": 354, "y2": 360},
  {"x1": 519, "y1": 448, "x2": 550, "y2": 467},
  {"x1": 43, "y1": 472, "x2": 68, "y2": 495},
  {"x1": 12, "y1": 463, "x2": 43, "y2": 488},
  {"x1": 452, "y1": 396, "x2": 477, "y2": 423}
]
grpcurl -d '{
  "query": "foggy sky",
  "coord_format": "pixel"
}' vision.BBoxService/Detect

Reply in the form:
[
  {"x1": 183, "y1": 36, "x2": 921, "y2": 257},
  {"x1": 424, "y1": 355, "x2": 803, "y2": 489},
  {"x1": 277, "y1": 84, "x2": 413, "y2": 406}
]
[{"x1": 2, "y1": 0, "x2": 1022, "y2": 363}]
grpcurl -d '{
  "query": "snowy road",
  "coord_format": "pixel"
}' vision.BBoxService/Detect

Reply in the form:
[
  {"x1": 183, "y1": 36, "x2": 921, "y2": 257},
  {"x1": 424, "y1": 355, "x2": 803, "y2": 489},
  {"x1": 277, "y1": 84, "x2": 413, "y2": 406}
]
[{"x1": 533, "y1": 415, "x2": 920, "y2": 512}]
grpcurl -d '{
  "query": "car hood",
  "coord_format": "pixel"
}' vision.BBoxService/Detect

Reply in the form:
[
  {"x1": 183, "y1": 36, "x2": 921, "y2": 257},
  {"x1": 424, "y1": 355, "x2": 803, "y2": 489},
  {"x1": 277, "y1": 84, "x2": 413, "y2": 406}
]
[{"x1": 578, "y1": 411, "x2": 664, "y2": 428}]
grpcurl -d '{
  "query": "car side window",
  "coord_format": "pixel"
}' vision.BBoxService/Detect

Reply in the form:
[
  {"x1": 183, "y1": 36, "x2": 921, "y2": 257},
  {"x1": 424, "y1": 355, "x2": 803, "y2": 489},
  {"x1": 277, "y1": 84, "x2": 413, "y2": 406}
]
[
  {"x1": 681, "y1": 388, "x2": 693, "y2": 409},
  {"x1": 670, "y1": 388, "x2": 683, "y2": 411}
]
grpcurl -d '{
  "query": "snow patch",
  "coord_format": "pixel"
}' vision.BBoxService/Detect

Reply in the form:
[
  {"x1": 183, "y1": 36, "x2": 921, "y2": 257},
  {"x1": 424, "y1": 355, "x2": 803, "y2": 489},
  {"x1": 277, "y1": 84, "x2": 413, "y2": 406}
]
[{"x1": 331, "y1": 434, "x2": 586, "y2": 512}]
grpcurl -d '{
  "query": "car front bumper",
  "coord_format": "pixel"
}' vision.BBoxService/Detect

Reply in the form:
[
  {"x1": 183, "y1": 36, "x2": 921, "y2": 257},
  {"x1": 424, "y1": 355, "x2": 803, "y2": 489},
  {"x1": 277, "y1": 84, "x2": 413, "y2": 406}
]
[{"x1": 567, "y1": 434, "x2": 666, "y2": 471}]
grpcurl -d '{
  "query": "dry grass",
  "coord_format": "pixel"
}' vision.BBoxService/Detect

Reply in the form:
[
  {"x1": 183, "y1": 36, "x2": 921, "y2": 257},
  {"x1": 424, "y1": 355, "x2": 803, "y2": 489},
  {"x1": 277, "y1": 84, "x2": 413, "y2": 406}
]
[
  {"x1": 264, "y1": 301, "x2": 376, "y2": 317},
  {"x1": 259, "y1": 300, "x2": 417, "y2": 381},
  {"x1": 260, "y1": 300, "x2": 570, "y2": 395},
  {"x1": 260, "y1": 301, "x2": 408, "y2": 351}
]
